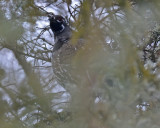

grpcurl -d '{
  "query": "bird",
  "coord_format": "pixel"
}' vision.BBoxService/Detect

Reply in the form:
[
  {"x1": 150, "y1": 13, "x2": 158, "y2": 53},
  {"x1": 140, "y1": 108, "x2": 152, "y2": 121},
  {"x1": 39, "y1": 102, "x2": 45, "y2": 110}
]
[{"x1": 49, "y1": 14, "x2": 84, "y2": 86}]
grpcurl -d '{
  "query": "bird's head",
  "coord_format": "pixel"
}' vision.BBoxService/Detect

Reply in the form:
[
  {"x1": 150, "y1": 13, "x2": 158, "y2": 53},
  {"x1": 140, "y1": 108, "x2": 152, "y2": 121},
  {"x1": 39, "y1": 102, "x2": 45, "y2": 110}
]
[{"x1": 49, "y1": 15, "x2": 67, "y2": 34}]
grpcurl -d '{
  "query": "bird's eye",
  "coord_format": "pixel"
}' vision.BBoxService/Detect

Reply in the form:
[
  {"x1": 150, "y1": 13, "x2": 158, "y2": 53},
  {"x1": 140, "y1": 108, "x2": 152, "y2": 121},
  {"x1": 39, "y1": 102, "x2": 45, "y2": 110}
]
[{"x1": 56, "y1": 17, "x2": 64, "y2": 22}]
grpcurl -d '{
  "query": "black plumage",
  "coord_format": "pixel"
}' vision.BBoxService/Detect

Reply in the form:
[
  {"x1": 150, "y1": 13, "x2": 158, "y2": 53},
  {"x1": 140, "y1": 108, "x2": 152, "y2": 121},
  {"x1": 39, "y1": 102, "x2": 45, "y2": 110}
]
[{"x1": 49, "y1": 15, "x2": 72, "y2": 52}]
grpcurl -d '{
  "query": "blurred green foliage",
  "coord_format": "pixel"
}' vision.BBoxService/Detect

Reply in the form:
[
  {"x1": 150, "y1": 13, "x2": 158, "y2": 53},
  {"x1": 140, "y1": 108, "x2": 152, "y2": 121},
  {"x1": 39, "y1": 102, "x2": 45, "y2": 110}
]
[{"x1": 0, "y1": 0, "x2": 160, "y2": 128}]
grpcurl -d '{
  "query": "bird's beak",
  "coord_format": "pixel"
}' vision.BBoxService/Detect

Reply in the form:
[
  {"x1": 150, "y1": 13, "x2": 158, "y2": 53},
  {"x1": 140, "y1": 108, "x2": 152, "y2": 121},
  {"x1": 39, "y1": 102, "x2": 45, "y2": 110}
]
[{"x1": 47, "y1": 12, "x2": 55, "y2": 20}]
